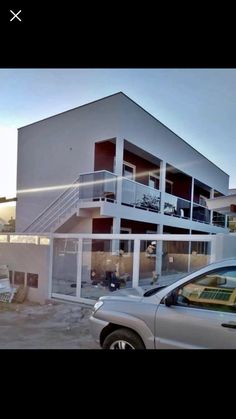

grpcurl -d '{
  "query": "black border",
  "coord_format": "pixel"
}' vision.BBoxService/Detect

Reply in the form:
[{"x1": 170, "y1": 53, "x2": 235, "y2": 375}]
[{"x1": 1, "y1": 4, "x2": 233, "y2": 67}]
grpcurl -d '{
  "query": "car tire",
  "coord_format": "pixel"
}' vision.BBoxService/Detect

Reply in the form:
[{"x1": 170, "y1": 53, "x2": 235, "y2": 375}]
[{"x1": 103, "y1": 328, "x2": 145, "y2": 349}]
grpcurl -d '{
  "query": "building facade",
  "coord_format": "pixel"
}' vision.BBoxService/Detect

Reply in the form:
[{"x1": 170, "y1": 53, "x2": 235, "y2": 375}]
[{"x1": 16, "y1": 92, "x2": 229, "y2": 237}]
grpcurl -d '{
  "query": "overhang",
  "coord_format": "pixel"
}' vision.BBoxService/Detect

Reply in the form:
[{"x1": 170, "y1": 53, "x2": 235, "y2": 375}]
[{"x1": 206, "y1": 194, "x2": 236, "y2": 215}]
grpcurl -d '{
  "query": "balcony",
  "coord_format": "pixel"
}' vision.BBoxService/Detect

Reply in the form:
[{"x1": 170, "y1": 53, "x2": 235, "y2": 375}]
[
  {"x1": 78, "y1": 172, "x2": 225, "y2": 229},
  {"x1": 79, "y1": 171, "x2": 117, "y2": 202},
  {"x1": 122, "y1": 178, "x2": 160, "y2": 212},
  {"x1": 212, "y1": 211, "x2": 226, "y2": 228},
  {"x1": 192, "y1": 204, "x2": 210, "y2": 224},
  {"x1": 164, "y1": 193, "x2": 191, "y2": 219}
]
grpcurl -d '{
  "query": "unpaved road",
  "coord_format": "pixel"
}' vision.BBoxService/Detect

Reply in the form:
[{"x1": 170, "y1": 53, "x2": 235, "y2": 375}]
[{"x1": 0, "y1": 301, "x2": 100, "y2": 349}]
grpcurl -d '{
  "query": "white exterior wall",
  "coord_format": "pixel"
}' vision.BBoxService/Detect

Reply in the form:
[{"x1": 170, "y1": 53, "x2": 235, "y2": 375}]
[
  {"x1": 16, "y1": 95, "x2": 123, "y2": 231},
  {"x1": 16, "y1": 93, "x2": 229, "y2": 233},
  {"x1": 0, "y1": 243, "x2": 50, "y2": 303},
  {"x1": 212, "y1": 233, "x2": 236, "y2": 261},
  {"x1": 118, "y1": 95, "x2": 229, "y2": 194}
]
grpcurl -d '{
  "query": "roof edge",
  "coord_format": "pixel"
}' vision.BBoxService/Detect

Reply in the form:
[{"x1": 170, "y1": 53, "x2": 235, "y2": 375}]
[
  {"x1": 18, "y1": 91, "x2": 229, "y2": 178},
  {"x1": 18, "y1": 91, "x2": 125, "y2": 130}
]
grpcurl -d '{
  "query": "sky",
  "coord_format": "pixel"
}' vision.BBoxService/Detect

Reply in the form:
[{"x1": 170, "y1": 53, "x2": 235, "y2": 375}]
[{"x1": 1, "y1": 68, "x2": 236, "y2": 198}]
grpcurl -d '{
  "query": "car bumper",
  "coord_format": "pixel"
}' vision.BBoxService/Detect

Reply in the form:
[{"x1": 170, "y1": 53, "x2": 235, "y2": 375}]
[{"x1": 89, "y1": 315, "x2": 109, "y2": 346}]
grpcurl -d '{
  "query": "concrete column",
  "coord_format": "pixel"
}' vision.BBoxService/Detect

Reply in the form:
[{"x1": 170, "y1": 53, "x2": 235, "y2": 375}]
[
  {"x1": 190, "y1": 177, "x2": 194, "y2": 221},
  {"x1": 155, "y1": 224, "x2": 163, "y2": 279},
  {"x1": 210, "y1": 188, "x2": 214, "y2": 225},
  {"x1": 159, "y1": 160, "x2": 166, "y2": 214},
  {"x1": 111, "y1": 217, "x2": 121, "y2": 253},
  {"x1": 132, "y1": 239, "x2": 140, "y2": 287},
  {"x1": 225, "y1": 214, "x2": 228, "y2": 229},
  {"x1": 115, "y1": 138, "x2": 124, "y2": 204},
  {"x1": 187, "y1": 230, "x2": 192, "y2": 272},
  {"x1": 76, "y1": 238, "x2": 83, "y2": 298}
]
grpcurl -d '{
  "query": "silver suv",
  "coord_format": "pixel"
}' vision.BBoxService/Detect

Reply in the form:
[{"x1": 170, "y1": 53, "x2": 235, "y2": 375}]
[{"x1": 89, "y1": 259, "x2": 236, "y2": 349}]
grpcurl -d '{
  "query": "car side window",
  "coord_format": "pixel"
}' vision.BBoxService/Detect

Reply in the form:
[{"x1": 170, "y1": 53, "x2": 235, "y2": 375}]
[{"x1": 174, "y1": 267, "x2": 236, "y2": 313}]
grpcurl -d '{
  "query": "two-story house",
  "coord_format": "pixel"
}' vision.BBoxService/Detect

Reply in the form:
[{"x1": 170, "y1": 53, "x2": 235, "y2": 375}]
[{"x1": 16, "y1": 92, "x2": 229, "y2": 240}]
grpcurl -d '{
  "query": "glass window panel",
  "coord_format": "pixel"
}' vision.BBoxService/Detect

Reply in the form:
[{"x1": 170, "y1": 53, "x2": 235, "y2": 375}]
[{"x1": 81, "y1": 239, "x2": 133, "y2": 300}]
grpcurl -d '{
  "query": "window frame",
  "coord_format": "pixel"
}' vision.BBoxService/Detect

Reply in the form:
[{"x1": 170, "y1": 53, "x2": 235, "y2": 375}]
[
  {"x1": 148, "y1": 172, "x2": 160, "y2": 190},
  {"x1": 165, "y1": 179, "x2": 173, "y2": 194},
  {"x1": 120, "y1": 227, "x2": 132, "y2": 254},
  {"x1": 122, "y1": 161, "x2": 136, "y2": 180},
  {"x1": 199, "y1": 194, "x2": 208, "y2": 207},
  {"x1": 170, "y1": 266, "x2": 236, "y2": 313}
]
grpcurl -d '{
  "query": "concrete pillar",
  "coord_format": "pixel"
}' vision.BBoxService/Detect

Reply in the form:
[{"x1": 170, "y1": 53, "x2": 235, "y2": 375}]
[
  {"x1": 115, "y1": 138, "x2": 124, "y2": 204},
  {"x1": 111, "y1": 217, "x2": 121, "y2": 253},
  {"x1": 132, "y1": 239, "x2": 141, "y2": 287},
  {"x1": 187, "y1": 230, "x2": 192, "y2": 272},
  {"x1": 210, "y1": 188, "x2": 214, "y2": 225},
  {"x1": 76, "y1": 238, "x2": 83, "y2": 298},
  {"x1": 225, "y1": 214, "x2": 228, "y2": 229},
  {"x1": 190, "y1": 177, "x2": 194, "y2": 221},
  {"x1": 159, "y1": 160, "x2": 166, "y2": 214},
  {"x1": 155, "y1": 225, "x2": 163, "y2": 279}
]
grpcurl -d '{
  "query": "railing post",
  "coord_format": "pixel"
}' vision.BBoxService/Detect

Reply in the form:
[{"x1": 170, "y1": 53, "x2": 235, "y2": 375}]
[
  {"x1": 209, "y1": 235, "x2": 218, "y2": 263},
  {"x1": 210, "y1": 188, "x2": 214, "y2": 225},
  {"x1": 48, "y1": 235, "x2": 54, "y2": 299},
  {"x1": 156, "y1": 226, "x2": 163, "y2": 276},
  {"x1": 159, "y1": 160, "x2": 166, "y2": 214},
  {"x1": 190, "y1": 177, "x2": 194, "y2": 221},
  {"x1": 187, "y1": 235, "x2": 191, "y2": 272},
  {"x1": 111, "y1": 220, "x2": 121, "y2": 254},
  {"x1": 76, "y1": 238, "x2": 83, "y2": 298},
  {"x1": 132, "y1": 239, "x2": 140, "y2": 287},
  {"x1": 115, "y1": 138, "x2": 124, "y2": 204}
]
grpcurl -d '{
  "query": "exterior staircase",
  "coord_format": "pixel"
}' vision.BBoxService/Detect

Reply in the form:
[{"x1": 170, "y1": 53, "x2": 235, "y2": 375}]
[{"x1": 23, "y1": 177, "x2": 80, "y2": 233}]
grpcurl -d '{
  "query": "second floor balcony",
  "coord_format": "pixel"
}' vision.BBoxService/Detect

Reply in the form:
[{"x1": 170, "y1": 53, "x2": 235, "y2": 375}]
[
  {"x1": 78, "y1": 171, "x2": 226, "y2": 227},
  {"x1": 122, "y1": 178, "x2": 161, "y2": 212},
  {"x1": 164, "y1": 193, "x2": 191, "y2": 219},
  {"x1": 79, "y1": 171, "x2": 117, "y2": 202}
]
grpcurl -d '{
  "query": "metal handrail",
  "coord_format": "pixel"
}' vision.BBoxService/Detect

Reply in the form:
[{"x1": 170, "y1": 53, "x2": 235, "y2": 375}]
[
  {"x1": 24, "y1": 178, "x2": 80, "y2": 232},
  {"x1": 28, "y1": 187, "x2": 79, "y2": 232},
  {"x1": 24, "y1": 170, "x2": 117, "y2": 233}
]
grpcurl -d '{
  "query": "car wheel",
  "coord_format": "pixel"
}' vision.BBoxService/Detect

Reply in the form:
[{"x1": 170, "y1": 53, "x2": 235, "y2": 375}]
[{"x1": 103, "y1": 328, "x2": 145, "y2": 349}]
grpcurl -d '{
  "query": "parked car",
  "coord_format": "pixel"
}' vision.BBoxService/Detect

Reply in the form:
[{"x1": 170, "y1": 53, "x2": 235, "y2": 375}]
[{"x1": 89, "y1": 259, "x2": 236, "y2": 349}]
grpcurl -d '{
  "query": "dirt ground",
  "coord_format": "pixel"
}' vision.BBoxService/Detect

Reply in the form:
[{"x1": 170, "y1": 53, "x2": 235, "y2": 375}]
[{"x1": 0, "y1": 300, "x2": 100, "y2": 349}]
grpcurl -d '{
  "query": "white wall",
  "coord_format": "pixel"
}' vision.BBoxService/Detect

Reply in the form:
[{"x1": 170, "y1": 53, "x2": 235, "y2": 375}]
[
  {"x1": 0, "y1": 243, "x2": 50, "y2": 303},
  {"x1": 16, "y1": 95, "x2": 123, "y2": 231},
  {"x1": 16, "y1": 93, "x2": 229, "y2": 232},
  {"x1": 118, "y1": 94, "x2": 229, "y2": 194},
  {"x1": 213, "y1": 233, "x2": 236, "y2": 261}
]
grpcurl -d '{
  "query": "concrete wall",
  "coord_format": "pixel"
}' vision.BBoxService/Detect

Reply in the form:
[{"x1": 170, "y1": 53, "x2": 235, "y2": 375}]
[
  {"x1": 118, "y1": 94, "x2": 229, "y2": 194},
  {"x1": 94, "y1": 140, "x2": 116, "y2": 172},
  {"x1": 123, "y1": 149, "x2": 159, "y2": 185},
  {"x1": 16, "y1": 92, "x2": 229, "y2": 233},
  {"x1": 16, "y1": 94, "x2": 123, "y2": 231},
  {"x1": 213, "y1": 234, "x2": 236, "y2": 261},
  {"x1": 0, "y1": 243, "x2": 50, "y2": 303}
]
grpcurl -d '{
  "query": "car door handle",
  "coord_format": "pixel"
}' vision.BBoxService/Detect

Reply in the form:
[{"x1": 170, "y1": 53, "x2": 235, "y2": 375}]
[{"x1": 221, "y1": 322, "x2": 236, "y2": 329}]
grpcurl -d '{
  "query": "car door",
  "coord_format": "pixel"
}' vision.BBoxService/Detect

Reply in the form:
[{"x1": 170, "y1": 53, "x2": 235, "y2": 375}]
[{"x1": 154, "y1": 267, "x2": 236, "y2": 349}]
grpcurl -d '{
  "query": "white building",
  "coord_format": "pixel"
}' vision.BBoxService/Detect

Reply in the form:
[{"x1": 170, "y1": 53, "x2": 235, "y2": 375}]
[{"x1": 16, "y1": 92, "x2": 229, "y2": 238}]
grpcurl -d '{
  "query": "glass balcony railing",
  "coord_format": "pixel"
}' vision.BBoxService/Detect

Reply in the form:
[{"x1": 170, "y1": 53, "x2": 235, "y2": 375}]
[
  {"x1": 192, "y1": 204, "x2": 210, "y2": 224},
  {"x1": 122, "y1": 178, "x2": 160, "y2": 212},
  {"x1": 78, "y1": 173, "x2": 225, "y2": 229},
  {"x1": 164, "y1": 193, "x2": 191, "y2": 219},
  {"x1": 212, "y1": 211, "x2": 226, "y2": 228},
  {"x1": 79, "y1": 171, "x2": 117, "y2": 201}
]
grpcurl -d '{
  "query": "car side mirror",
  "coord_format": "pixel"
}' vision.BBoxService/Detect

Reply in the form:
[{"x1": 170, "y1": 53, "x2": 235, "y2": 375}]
[
  {"x1": 217, "y1": 277, "x2": 226, "y2": 286},
  {"x1": 164, "y1": 292, "x2": 175, "y2": 307}
]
